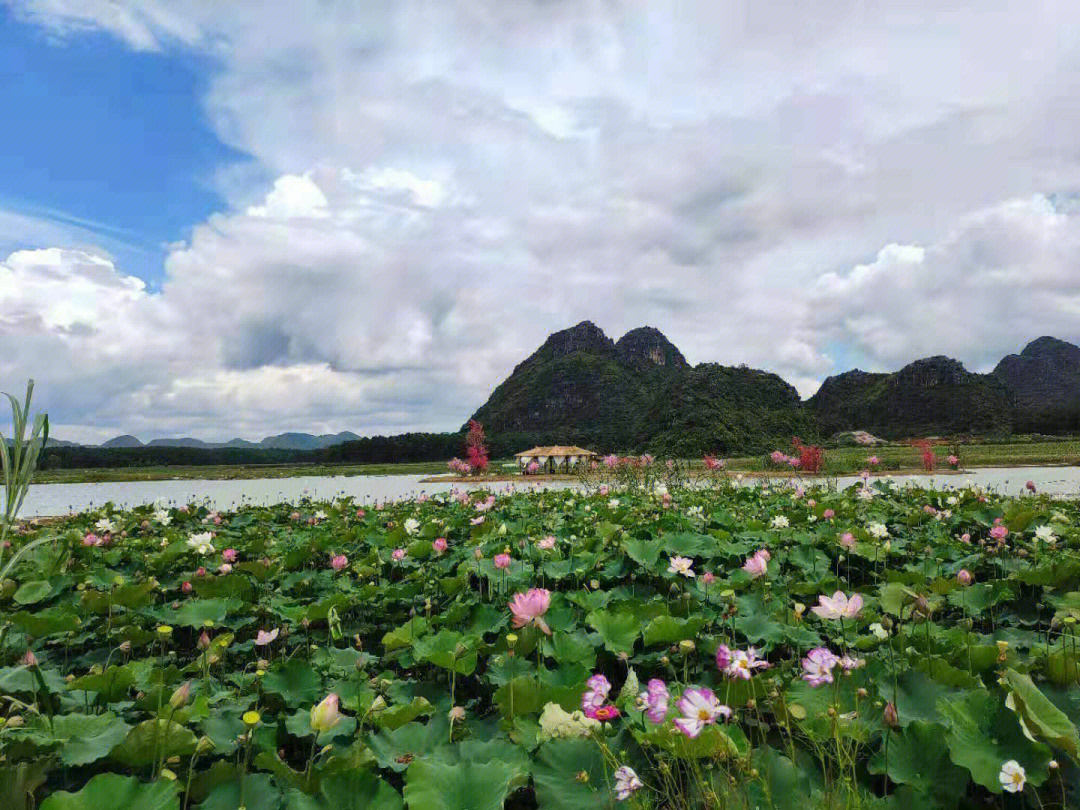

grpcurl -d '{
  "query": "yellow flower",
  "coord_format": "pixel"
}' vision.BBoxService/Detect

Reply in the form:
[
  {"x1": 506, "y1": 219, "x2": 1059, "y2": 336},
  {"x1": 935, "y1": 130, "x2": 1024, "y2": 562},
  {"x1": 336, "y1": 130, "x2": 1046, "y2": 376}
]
[{"x1": 242, "y1": 710, "x2": 261, "y2": 726}]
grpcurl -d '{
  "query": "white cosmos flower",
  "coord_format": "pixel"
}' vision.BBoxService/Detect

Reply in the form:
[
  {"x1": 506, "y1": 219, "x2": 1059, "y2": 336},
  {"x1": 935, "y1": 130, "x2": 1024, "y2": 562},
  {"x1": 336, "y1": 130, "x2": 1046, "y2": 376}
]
[
  {"x1": 613, "y1": 766, "x2": 643, "y2": 801},
  {"x1": 999, "y1": 760, "x2": 1026, "y2": 793},
  {"x1": 771, "y1": 515, "x2": 789, "y2": 529},
  {"x1": 867, "y1": 522, "x2": 889, "y2": 539},
  {"x1": 187, "y1": 531, "x2": 215, "y2": 555},
  {"x1": 667, "y1": 556, "x2": 695, "y2": 578},
  {"x1": 403, "y1": 518, "x2": 420, "y2": 536}
]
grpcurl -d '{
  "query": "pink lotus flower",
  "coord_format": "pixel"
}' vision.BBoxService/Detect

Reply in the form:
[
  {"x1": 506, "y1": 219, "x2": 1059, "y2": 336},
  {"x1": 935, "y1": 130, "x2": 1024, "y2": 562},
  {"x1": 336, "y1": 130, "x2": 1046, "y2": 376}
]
[
  {"x1": 602, "y1": 454, "x2": 619, "y2": 468},
  {"x1": 673, "y1": 687, "x2": 731, "y2": 738},
  {"x1": 701, "y1": 571, "x2": 715, "y2": 585},
  {"x1": 598, "y1": 484, "x2": 610, "y2": 496},
  {"x1": 770, "y1": 450, "x2": 788, "y2": 465},
  {"x1": 219, "y1": 563, "x2": 233, "y2": 574},
  {"x1": 823, "y1": 508, "x2": 835, "y2": 519},
  {"x1": 947, "y1": 454, "x2": 959, "y2": 467},
  {"x1": 867, "y1": 455, "x2": 880, "y2": 466},
  {"x1": 742, "y1": 550, "x2": 769, "y2": 578},
  {"x1": 330, "y1": 554, "x2": 348, "y2": 571},
  {"x1": 839, "y1": 654, "x2": 865, "y2": 671},
  {"x1": 181, "y1": 581, "x2": 192, "y2": 594},
  {"x1": 960, "y1": 532, "x2": 971, "y2": 544},
  {"x1": 391, "y1": 548, "x2": 406, "y2": 561},
  {"x1": 537, "y1": 535, "x2": 556, "y2": 550},
  {"x1": 290, "y1": 511, "x2": 301, "y2": 521},
  {"x1": 802, "y1": 647, "x2": 841, "y2": 686},
  {"x1": 222, "y1": 548, "x2": 237, "y2": 562},
  {"x1": 839, "y1": 532, "x2": 856, "y2": 549},
  {"x1": 957, "y1": 569, "x2": 973, "y2": 585},
  {"x1": 21, "y1": 649, "x2": 38, "y2": 668},
  {"x1": 82, "y1": 532, "x2": 103, "y2": 547},
  {"x1": 255, "y1": 628, "x2": 279, "y2": 646},
  {"x1": 470, "y1": 516, "x2": 485, "y2": 526},
  {"x1": 432, "y1": 537, "x2": 448, "y2": 553},
  {"x1": 811, "y1": 591, "x2": 863, "y2": 620},
  {"x1": 508, "y1": 588, "x2": 552, "y2": 635},
  {"x1": 356, "y1": 509, "x2": 366, "y2": 519},
  {"x1": 196, "y1": 567, "x2": 206, "y2": 577},
  {"x1": 989, "y1": 524, "x2": 1009, "y2": 541},
  {"x1": 493, "y1": 553, "x2": 511, "y2": 570},
  {"x1": 1026, "y1": 480, "x2": 1037, "y2": 493}
]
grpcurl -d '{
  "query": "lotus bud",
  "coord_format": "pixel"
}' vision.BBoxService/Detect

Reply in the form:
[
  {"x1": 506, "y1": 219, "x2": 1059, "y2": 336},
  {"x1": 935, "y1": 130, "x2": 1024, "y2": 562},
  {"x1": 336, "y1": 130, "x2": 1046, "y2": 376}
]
[
  {"x1": 310, "y1": 694, "x2": 342, "y2": 733},
  {"x1": 449, "y1": 706, "x2": 466, "y2": 722},
  {"x1": 198, "y1": 631, "x2": 211, "y2": 650},
  {"x1": 883, "y1": 702, "x2": 899, "y2": 728},
  {"x1": 169, "y1": 681, "x2": 191, "y2": 709}
]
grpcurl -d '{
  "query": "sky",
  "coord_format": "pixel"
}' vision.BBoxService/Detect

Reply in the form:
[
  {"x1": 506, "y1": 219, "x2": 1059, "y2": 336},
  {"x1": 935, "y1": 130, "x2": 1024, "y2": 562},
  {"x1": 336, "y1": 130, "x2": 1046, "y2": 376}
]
[{"x1": 4, "y1": 1, "x2": 1080, "y2": 443}]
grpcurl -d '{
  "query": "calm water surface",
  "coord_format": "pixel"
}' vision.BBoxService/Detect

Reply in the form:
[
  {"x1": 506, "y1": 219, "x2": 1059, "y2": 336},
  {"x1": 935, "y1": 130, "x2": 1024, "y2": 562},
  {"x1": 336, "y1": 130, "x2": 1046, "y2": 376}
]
[{"x1": 8, "y1": 466, "x2": 1080, "y2": 517}]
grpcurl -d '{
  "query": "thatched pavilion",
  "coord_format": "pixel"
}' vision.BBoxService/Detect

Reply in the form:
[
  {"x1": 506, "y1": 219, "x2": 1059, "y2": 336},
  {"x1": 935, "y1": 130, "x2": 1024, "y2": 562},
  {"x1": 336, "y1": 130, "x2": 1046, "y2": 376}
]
[{"x1": 515, "y1": 446, "x2": 596, "y2": 474}]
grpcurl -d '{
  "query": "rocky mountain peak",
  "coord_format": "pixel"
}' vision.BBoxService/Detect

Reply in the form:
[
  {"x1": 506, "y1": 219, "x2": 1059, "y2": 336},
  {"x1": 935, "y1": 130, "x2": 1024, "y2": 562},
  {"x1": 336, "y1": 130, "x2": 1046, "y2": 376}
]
[
  {"x1": 536, "y1": 320, "x2": 615, "y2": 361},
  {"x1": 615, "y1": 326, "x2": 688, "y2": 370}
]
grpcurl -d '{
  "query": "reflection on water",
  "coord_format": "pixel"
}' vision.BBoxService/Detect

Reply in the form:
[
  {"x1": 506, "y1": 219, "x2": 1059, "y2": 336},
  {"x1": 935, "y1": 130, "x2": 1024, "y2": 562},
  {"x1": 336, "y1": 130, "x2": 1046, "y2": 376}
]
[{"x1": 6, "y1": 466, "x2": 1080, "y2": 517}]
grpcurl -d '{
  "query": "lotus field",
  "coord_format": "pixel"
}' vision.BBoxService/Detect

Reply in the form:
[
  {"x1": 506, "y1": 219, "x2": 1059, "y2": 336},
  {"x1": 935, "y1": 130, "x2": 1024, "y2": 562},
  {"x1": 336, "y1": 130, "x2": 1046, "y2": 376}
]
[{"x1": 3, "y1": 474, "x2": 1080, "y2": 809}]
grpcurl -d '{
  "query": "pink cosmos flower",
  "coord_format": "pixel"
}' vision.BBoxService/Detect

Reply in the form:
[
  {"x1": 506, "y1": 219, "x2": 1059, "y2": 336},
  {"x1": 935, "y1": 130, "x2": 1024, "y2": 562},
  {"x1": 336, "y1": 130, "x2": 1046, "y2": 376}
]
[
  {"x1": 255, "y1": 628, "x2": 280, "y2": 646},
  {"x1": 673, "y1": 687, "x2": 731, "y2": 738},
  {"x1": 537, "y1": 535, "x2": 556, "y2": 550},
  {"x1": 582, "y1": 673, "x2": 612, "y2": 715},
  {"x1": 724, "y1": 647, "x2": 770, "y2": 679},
  {"x1": 391, "y1": 548, "x2": 406, "y2": 561},
  {"x1": 811, "y1": 591, "x2": 863, "y2": 620},
  {"x1": 330, "y1": 554, "x2": 348, "y2": 571},
  {"x1": 867, "y1": 455, "x2": 880, "y2": 466},
  {"x1": 839, "y1": 654, "x2": 866, "y2": 672},
  {"x1": 222, "y1": 548, "x2": 238, "y2": 563},
  {"x1": 802, "y1": 647, "x2": 841, "y2": 687},
  {"x1": 770, "y1": 450, "x2": 787, "y2": 465},
  {"x1": 637, "y1": 679, "x2": 669, "y2": 723},
  {"x1": 947, "y1": 454, "x2": 959, "y2": 467},
  {"x1": 716, "y1": 643, "x2": 732, "y2": 672},
  {"x1": 432, "y1": 538, "x2": 448, "y2": 553},
  {"x1": 742, "y1": 550, "x2": 769, "y2": 578},
  {"x1": 494, "y1": 553, "x2": 511, "y2": 570},
  {"x1": 602, "y1": 454, "x2": 619, "y2": 468},
  {"x1": 508, "y1": 588, "x2": 552, "y2": 635}
]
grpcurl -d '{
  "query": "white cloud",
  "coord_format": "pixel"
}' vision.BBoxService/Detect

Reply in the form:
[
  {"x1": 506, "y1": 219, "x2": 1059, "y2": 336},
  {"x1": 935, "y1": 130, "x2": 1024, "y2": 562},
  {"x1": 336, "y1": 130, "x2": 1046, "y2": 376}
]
[{"x1": 5, "y1": 2, "x2": 1080, "y2": 438}]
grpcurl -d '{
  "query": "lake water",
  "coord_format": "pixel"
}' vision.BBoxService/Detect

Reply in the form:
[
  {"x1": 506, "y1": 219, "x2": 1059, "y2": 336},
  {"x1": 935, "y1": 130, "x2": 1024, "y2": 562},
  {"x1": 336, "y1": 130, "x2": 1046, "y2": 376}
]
[{"x1": 7, "y1": 465, "x2": 1080, "y2": 517}]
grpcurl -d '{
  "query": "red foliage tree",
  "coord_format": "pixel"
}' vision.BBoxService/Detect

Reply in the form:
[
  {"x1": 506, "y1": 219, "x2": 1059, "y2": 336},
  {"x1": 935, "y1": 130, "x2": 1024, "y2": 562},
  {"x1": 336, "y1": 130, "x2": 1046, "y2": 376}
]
[
  {"x1": 791, "y1": 437, "x2": 825, "y2": 474},
  {"x1": 915, "y1": 440, "x2": 935, "y2": 472},
  {"x1": 464, "y1": 420, "x2": 489, "y2": 474}
]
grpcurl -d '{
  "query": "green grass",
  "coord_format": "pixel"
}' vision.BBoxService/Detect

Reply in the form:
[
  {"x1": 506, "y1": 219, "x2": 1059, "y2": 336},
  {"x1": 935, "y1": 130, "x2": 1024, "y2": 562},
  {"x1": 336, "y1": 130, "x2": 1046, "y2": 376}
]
[{"x1": 30, "y1": 438, "x2": 1080, "y2": 484}]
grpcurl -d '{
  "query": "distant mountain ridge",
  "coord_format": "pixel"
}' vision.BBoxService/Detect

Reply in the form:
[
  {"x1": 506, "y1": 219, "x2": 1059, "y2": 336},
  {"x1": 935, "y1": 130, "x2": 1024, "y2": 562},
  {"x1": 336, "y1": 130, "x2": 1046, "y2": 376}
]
[
  {"x1": 34, "y1": 331, "x2": 1080, "y2": 454},
  {"x1": 69, "y1": 431, "x2": 364, "y2": 451}
]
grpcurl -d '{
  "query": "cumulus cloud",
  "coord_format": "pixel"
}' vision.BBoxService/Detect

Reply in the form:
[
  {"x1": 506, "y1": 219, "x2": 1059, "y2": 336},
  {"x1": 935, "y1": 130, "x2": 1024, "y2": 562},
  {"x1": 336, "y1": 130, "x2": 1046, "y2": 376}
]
[{"x1": 5, "y1": 1, "x2": 1080, "y2": 436}]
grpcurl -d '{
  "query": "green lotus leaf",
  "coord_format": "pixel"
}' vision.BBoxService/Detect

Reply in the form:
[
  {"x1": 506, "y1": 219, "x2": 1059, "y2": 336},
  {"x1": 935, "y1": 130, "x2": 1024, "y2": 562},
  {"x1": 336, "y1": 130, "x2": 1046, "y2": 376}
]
[
  {"x1": 40, "y1": 774, "x2": 178, "y2": 810},
  {"x1": 109, "y1": 718, "x2": 198, "y2": 767},
  {"x1": 585, "y1": 609, "x2": 638, "y2": 654}
]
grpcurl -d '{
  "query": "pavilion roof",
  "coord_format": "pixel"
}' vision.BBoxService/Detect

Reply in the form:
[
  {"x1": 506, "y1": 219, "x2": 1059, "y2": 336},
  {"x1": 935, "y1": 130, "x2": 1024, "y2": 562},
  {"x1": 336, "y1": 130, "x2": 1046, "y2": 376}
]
[{"x1": 514, "y1": 445, "x2": 596, "y2": 457}]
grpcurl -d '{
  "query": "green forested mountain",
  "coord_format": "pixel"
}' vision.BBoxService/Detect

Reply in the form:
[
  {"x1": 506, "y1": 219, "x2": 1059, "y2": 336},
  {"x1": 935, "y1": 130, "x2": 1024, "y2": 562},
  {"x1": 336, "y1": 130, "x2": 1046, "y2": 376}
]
[{"x1": 467, "y1": 321, "x2": 813, "y2": 454}]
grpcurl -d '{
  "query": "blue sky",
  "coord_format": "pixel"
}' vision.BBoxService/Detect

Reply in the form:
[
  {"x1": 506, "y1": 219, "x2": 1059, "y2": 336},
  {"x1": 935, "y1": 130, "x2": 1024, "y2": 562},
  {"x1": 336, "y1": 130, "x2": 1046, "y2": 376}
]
[{"x1": 0, "y1": 11, "x2": 241, "y2": 284}]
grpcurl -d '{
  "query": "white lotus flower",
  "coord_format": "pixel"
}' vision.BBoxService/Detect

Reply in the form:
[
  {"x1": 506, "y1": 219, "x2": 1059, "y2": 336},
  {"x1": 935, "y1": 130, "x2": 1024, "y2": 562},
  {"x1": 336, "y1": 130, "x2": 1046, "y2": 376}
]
[
  {"x1": 403, "y1": 518, "x2": 420, "y2": 536},
  {"x1": 867, "y1": 522, "x2": 889, "y2": 539},
  {"x1": 771, "y1": 515, "x2": 789, "y2": 529},
  {"x1": 1034, "y1": 525, "x2": 1057, "y2": 543},
  {"x1": 187, "y1": 531, "x2": 215, "y2": 555},
  {"x1": 667, "y1": 556, "x2": 695, "y2": 578},
  {"x1": 152, "y1": 509, "x2": 171, "y2": 526},
  {"x1": 95, "y1": 518, "x2": 117, "y2": 534}
]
